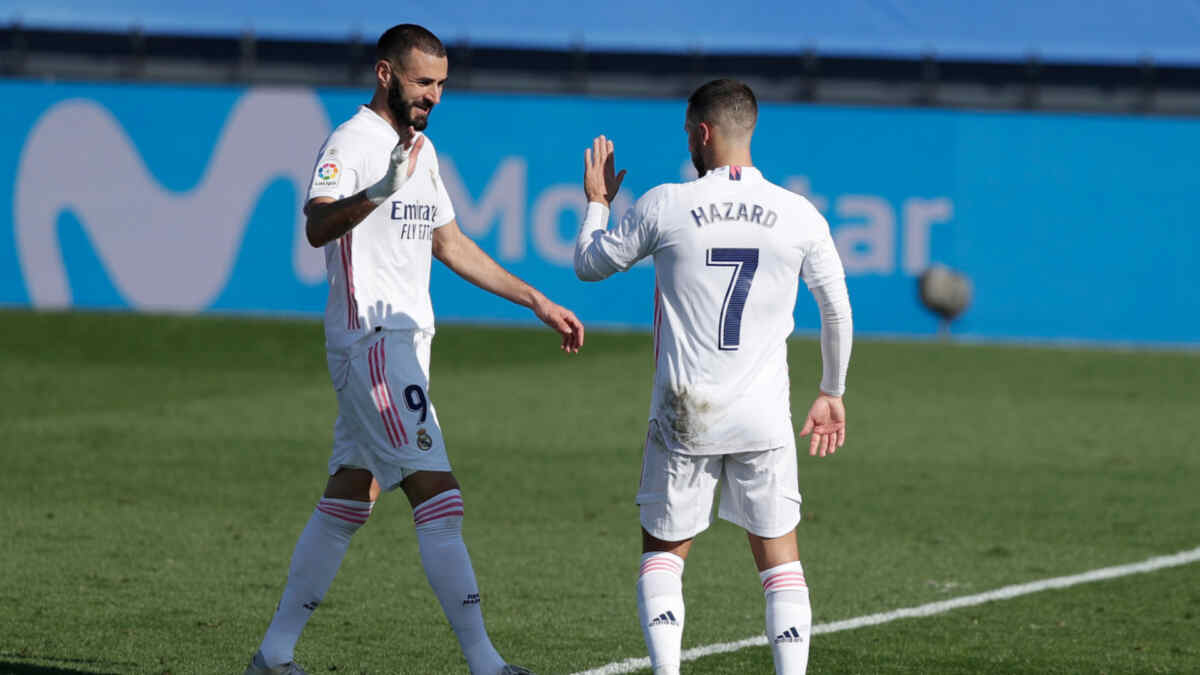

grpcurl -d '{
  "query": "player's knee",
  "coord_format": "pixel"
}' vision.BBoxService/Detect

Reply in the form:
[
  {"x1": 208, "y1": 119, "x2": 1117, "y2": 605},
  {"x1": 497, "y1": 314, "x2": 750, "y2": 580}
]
[
  {"x1": 642, "y1": 528, "x2": 694, "y2": 559},
  {"x1": 401, "y1": 470, "x2": 461, "y2": 508},
  {"x1": 323, "y1": 467, "x2": 376, "y2": 502},
  {"x1": 412, "y1": 488, "x2": 464, "y2": 533}
]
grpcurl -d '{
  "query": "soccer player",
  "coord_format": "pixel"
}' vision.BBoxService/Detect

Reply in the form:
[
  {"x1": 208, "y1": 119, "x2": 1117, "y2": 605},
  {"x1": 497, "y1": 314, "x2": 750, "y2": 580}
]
[
  {"x1": 244, "y1": 24, "x2": 583, "y2": 675},
  {"x1": 573, "y1": 80, "x2": 852, "y2": 675}
]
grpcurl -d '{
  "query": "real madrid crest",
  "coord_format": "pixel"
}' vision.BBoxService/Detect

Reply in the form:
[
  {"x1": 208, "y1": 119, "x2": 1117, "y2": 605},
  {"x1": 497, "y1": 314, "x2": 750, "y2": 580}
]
[{"x1": 416, "y1": 428, "x2": 433, "y2": 451}]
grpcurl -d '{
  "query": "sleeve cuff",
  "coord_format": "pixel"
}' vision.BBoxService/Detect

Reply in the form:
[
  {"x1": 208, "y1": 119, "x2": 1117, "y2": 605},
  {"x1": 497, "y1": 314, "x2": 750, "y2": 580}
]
[{"x1": 585, "y1": 201, "x2": 610, "y2": 225}]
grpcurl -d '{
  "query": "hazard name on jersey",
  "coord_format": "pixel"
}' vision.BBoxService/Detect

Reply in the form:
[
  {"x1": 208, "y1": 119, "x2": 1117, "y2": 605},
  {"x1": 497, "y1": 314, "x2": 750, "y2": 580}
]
[
  {"x1": 389, "y1": 200, "x2": 440, "y2": 241},
  {"x1": 689, "y1": 201, "x2": 778, "y2": 228}
]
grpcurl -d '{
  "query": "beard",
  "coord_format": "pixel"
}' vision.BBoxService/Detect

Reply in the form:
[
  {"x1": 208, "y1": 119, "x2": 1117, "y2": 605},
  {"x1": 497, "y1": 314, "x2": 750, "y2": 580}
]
[
  {"x1": 690, "y1": 146, "x2": 706, "y2": 176},
  {"x1": 387, "y1": 78, "x2": 430, "y2": 131}
]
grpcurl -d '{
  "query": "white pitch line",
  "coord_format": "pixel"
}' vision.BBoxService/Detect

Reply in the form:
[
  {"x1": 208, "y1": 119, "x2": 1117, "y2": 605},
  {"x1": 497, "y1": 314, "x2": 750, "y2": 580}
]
[{"x1": 570, "y1": 545, "x2": 1200, "y2": 675}]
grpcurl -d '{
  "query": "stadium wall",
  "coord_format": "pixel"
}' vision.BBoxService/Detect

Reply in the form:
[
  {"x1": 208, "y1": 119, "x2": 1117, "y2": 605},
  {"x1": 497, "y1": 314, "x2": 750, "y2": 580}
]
[{"x1": 2, "y1": 81, "x2": 1197, "y2": 344}]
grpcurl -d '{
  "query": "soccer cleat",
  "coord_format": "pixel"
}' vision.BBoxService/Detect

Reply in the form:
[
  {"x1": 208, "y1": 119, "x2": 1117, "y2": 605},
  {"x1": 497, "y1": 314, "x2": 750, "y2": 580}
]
[
  {"x1": 500, "y1": 666, "x2": 535, "y2": 675},
  {"x1": 243, "y1": 650, "x2": 310, "y2": 675}
]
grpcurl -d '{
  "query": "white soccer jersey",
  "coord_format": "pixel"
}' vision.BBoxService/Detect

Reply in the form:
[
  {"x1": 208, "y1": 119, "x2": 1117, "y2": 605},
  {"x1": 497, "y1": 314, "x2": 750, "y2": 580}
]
[
  {"x1": 307, "y1": 106, "x2": 456, "y2": 354},
  {"x1": 577, "y1": 165, "x2": 846, "y2": 455}
]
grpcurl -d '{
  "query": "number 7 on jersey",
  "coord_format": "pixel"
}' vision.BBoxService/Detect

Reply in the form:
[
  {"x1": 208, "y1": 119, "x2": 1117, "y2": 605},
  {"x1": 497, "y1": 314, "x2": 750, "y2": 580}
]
[{"x1": 706, "y1": 248, "x2": 759, "y2": 351}]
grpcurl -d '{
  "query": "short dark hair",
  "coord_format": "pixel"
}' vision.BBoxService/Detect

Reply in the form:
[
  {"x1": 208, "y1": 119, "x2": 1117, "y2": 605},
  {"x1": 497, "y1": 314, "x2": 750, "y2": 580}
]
[
  {"x1": 376, "y1": 24, "x2": 446, "y2": 66},
  {"x1": 687, "y1": 79, "x2": 758, "y2": 135}
]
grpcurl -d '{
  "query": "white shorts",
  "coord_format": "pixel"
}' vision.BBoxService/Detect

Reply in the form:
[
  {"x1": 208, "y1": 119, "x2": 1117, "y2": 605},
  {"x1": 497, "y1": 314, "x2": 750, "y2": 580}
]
[
  {"x1": 327, "y1": 329, "x2": 450, "y2": 491},
  {"x1": 636, "y1": 422, "x2": 802, "y2": 541}
]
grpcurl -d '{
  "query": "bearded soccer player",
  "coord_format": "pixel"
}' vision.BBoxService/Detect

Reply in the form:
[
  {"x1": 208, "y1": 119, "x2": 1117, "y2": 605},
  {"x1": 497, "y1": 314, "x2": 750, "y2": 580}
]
[
  {"x1": 573, "y1": 80, "x2": 852, "y2": 675},
  {"x1": 244, "y1": 24, "x2": 583, "y2": 675}
]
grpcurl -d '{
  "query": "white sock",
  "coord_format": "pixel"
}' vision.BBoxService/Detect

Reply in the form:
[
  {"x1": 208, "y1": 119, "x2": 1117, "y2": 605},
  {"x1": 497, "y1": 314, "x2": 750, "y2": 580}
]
[
  {"x1": 760, "y1": 561, "x2": 812, "y2": 675},
  {"x1": 414, "y1": 490, "x2": 505, "y2": 675},
  {"x1": 637, "y1": 552, "x2": 685, "y2": 675},
  {"x1": 259, "y1": 498, "x2": 373, "y2": 666}
]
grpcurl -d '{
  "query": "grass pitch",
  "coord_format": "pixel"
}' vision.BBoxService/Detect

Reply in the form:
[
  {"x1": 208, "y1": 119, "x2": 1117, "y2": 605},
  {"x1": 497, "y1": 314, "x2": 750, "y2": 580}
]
[{"x1": 1, "y1": 310, "x2": 1197, "y2": 674}]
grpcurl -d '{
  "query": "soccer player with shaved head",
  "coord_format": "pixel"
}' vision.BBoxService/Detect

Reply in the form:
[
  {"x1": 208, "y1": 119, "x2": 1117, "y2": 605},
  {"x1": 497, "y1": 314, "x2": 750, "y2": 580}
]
[
  {"x1": 574, "y1": 79, "x2": 853, "y2": 674},
  {"x1": 243, "y1": 24, "x2": 582, "y2": 675}
]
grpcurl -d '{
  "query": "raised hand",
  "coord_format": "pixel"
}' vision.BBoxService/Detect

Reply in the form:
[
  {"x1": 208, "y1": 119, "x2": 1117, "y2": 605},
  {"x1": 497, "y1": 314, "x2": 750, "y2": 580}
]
[
  {"x1": 365, "y1": 127, "x2": 425, "y2": 205},
  {"x1": 799, "y1": 393, "x2": 846, "y2": 457},
  {"x1": 583, "y1": 135, "x2": 627, "y2": 206}
]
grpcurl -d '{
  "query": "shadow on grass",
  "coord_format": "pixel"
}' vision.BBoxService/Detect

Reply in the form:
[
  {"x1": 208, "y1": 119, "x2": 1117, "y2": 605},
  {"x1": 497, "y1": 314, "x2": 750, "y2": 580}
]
[{"x1": 0, "y1": 654, "x2": 126, "y2": 675}]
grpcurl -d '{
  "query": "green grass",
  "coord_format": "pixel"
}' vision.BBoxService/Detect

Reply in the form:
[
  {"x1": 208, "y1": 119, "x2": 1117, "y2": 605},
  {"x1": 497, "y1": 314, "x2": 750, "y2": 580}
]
[{"x1": 1, "y1": 310, "x2": 1198, "y2": 674}]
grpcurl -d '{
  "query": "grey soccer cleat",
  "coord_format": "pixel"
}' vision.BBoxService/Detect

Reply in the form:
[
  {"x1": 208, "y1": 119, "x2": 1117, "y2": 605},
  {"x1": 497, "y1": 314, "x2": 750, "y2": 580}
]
[
  {"x1": 243, "y1": 650, "x2": 310, "y2": 675},
  {"x1": 500, "y1": 666, "x2": 535, "y2": 675}
]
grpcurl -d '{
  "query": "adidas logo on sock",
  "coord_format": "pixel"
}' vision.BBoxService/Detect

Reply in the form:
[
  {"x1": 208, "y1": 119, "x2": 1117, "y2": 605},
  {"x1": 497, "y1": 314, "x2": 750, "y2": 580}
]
[
  {"x1": 775, "y1": 627, "x2": 804, "y2": 644},
  {"x1": 463, "y1": 593, "x2": 481, "y2": 606},
  {"x1": 648, "y1": 611, "x2": 679, "y2": 627},
  {"x1": 302, "y1": 601, "x2": 319, "y2": 611}
]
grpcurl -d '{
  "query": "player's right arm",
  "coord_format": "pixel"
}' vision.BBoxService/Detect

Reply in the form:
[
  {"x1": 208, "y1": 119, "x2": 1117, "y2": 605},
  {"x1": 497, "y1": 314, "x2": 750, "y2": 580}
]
[
  {"x1": 574, "y1": 135, "x2": 660, "y2": 281},
  {"x1": 304, "y1": 132, "x2": 425, "y2": 248},
  {"x1": 304, "y1": 194, "x2": 380, "y2": 247}
]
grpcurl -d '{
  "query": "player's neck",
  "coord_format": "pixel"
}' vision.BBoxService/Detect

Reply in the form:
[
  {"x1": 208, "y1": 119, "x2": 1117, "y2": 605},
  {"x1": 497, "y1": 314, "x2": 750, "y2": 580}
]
[
  {"x1": 705, "y1": 144, "x2": 753, "y2": 173},
  {"x1": 366, "y1": 95, "x2": 405, "y2": 136},
  {"x1": 704, "y1": 156, "x2": 754, "y2": 174}
]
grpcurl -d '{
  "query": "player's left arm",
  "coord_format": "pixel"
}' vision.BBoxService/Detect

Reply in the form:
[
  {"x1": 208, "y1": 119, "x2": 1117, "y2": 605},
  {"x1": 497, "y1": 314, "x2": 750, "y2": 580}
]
[
  {"x1": 798, "y1": 220, "x2": 853, "y2": 457},
  {"x1": 432, "y1": 221, "x2": 584, "y2": 353},
  {"x1": 799, "y1": 279, "x2": 852, "y2": 457}
]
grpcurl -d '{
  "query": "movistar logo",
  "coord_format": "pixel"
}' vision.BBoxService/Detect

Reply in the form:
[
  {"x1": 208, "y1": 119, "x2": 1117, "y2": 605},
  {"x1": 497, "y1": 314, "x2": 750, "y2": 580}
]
[{"x1": 14, "y1": 89, "x2": 331, "y2": 310}]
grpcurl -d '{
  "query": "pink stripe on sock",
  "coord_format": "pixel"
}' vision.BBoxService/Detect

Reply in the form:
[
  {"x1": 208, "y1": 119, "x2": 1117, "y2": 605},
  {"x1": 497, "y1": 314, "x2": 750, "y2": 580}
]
[
  {"x1": 319, "y1": 499, "x2": 369, "y2": 514},
  {"x1": 415, "y1": 498, "x2": 463, "y2": 517},
  {"x1": 317, "y1": 510, "x2": 366, "y2": 525},
  {"x1": 318, "y1": 498, "x2": 372, "y2": 509},
  {"x1": 318, "y1": 501, "x2": 373, "y2": 520},
  {"x1": 639, "y1": 560, "x2": 683, "y2": 577},
  {"x1": 414, "y1": 508, "x2": 464, "y2": 525},
  {"x1": 763, "y1": 571, "x2": 806, "y2": 583},
  {"x1": 413, "y1": 500, "x2": 465, "y2": 525},
  {"x1": 412, "y1": 491, "x2": 461, "y2": 518},
  {"x1": 763, "y1": 578, "x2": 811, "y2": 588},
  {"x1": 318, "y1": 504, "x2": 368, "y2": 524},
  {"x1": 762, "y1": 572, "x2": 808, "y2": 591},
  {"x1": 640, "y1": 555, "x2": 682, "y2": 567}
]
